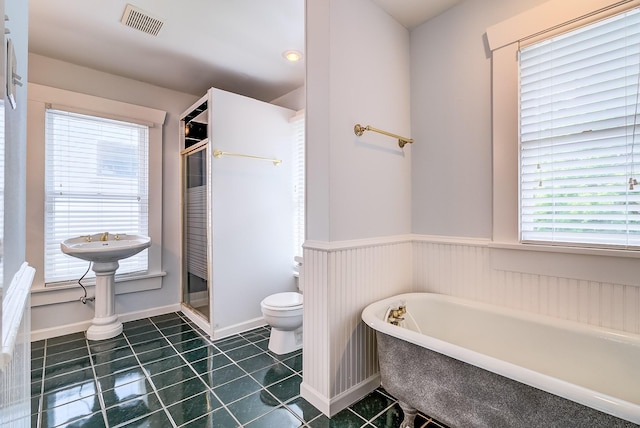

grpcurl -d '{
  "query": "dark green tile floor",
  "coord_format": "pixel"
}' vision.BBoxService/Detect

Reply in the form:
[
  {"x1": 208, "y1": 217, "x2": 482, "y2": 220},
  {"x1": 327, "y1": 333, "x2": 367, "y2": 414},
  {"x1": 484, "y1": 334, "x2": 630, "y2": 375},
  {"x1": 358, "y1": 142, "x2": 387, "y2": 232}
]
[{"x1": 30, "y1": 312, "x2": 447, "y2": 427}]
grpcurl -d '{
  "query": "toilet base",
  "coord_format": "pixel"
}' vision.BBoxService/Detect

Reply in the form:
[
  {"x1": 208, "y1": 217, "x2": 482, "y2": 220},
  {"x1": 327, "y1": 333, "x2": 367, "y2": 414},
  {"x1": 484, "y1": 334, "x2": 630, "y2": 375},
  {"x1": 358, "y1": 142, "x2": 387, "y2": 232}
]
[{"x1": 268, "y1": 325, "x2": 303, "y2": 355}]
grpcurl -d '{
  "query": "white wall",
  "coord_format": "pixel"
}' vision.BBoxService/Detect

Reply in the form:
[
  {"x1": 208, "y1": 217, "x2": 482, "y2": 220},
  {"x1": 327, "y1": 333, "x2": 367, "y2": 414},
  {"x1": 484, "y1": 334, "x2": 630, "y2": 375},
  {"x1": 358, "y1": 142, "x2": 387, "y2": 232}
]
[
  {"x1": 209, "y1": 88, "x2": 296, "y2": 334},
  {"x1": 27, "y1": 54, "x2": 199, "y2": 335},
  {"x1": 306, "y1": 0, "x2": 412, "y2": 242}
]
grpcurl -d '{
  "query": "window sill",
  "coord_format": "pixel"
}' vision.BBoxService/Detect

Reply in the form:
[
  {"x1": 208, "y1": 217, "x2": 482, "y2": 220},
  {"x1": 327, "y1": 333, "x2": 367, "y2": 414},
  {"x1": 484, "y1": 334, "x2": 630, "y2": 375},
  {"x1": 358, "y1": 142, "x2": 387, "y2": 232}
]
[
  {"x1": 489, "y1": 242, "x2": 640, "y2": 260},
  {"x1": 489, "y1": 242, "x2": 640, "y2": 287},
  {"x1": 31, "y1": 271, "x2": 166, "y2": 307}
]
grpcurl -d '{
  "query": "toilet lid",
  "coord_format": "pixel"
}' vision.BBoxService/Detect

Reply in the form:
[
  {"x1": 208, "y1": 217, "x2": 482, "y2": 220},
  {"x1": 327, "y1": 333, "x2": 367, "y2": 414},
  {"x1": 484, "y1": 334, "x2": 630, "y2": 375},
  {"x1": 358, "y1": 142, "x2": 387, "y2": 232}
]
[{"x1": 262, "y1": 292, "x2": 303, "y2": 308}]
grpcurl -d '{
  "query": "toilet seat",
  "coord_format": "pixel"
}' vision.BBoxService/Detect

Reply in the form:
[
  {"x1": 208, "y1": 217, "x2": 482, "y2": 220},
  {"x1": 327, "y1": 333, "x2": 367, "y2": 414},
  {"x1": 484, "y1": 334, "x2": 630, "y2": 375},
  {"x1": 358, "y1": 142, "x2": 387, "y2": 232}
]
[{"x1": 261, "y1": 292, "x2": 303, "y2": 310}]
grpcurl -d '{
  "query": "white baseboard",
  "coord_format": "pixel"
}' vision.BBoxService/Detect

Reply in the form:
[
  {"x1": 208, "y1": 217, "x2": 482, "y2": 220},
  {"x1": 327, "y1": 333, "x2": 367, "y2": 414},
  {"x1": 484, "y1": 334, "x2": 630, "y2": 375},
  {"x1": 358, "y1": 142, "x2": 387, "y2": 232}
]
[
  {"x1": 119, "y1": 304, "x2": 182, "y2": 324},
  {"x1": 31, "y1": 303, "x2": 182, "y2": 341},
  {"x1": 213, "y1": 316, "x2": 267, "y2": 340},
  {"x1": 300, "y1": 382, "x2": 331, "y2": 416},
  {"x1": 300, "y1": 374, "x2": 381, "y2": 417}
]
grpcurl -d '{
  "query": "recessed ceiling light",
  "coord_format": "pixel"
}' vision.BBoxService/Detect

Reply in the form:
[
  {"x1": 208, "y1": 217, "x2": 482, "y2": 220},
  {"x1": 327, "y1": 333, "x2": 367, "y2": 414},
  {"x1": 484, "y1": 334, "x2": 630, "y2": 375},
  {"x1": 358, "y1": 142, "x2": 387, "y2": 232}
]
[{"x1": 283, "y1": 50, "x2": 303, "y2": 62}]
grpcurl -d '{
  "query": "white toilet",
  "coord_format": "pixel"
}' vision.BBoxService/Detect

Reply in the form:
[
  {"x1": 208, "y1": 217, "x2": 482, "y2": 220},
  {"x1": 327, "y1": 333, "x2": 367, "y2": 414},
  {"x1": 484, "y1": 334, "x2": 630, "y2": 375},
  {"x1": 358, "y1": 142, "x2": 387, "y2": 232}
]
[{"x1": 260, "y1": 291, "x2": 303, "y2": 355}]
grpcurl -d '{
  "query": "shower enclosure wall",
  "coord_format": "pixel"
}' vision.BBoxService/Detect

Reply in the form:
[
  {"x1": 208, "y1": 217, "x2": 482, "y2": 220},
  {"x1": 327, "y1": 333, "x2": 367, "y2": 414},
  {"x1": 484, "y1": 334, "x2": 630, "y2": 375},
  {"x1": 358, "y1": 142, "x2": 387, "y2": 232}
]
[{"x1": 179, "y1": 88, "x2": 297, "y2": 338}]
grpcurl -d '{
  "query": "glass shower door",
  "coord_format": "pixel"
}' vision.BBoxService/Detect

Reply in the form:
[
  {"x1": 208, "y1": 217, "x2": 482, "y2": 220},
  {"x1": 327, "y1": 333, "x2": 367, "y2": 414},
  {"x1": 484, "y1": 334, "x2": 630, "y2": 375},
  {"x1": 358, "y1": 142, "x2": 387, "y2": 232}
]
[{"x1": 181, "y1": 141, "x2": 210, "y2": 321}]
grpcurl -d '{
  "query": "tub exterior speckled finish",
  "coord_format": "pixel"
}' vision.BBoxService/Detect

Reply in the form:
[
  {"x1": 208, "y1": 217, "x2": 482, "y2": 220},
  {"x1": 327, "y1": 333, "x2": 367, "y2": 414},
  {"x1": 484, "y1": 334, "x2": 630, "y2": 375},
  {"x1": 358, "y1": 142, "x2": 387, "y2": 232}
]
[
  {"x1": 376, "y1": 331, "x2": 636, "y2": 428},
  {"x1": 362, "y1": 293, "x2": 640, "y2": 427}
]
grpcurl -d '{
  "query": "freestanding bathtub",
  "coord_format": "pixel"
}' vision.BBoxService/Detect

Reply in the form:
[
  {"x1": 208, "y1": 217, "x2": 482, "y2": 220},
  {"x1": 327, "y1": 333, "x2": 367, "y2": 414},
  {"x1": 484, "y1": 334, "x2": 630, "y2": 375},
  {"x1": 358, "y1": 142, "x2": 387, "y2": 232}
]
[{"x1": 361, "y1": 293, "x2": 640, "y2": 428}]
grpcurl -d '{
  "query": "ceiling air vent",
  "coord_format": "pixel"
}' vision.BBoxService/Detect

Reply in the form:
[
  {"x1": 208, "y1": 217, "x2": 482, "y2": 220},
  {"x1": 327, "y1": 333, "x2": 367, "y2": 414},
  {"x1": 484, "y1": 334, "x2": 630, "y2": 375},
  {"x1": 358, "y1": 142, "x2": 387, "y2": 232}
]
[{"x1": 121, "y1": 4, "x2": 164, "y2": 36}]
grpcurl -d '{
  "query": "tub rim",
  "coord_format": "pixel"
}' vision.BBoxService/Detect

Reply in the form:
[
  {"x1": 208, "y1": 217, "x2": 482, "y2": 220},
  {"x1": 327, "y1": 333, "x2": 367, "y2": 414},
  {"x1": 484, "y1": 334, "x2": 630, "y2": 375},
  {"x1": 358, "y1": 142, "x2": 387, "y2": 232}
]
[{"x1": 361, "y1": 292, "x2": 640, "y2": 424}]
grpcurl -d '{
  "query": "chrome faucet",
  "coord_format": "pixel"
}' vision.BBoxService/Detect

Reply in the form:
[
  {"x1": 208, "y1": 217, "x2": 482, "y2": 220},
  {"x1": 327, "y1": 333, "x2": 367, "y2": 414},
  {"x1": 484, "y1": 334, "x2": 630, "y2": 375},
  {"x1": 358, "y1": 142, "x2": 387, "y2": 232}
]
[{"x1": 100, "y1": 232, "x2": 109, "y2": 241}]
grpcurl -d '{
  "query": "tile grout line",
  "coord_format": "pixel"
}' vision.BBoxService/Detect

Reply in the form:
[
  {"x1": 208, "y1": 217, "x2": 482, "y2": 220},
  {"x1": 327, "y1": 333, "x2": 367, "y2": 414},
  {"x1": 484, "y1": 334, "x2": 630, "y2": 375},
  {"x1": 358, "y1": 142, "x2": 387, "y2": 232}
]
[
  {"x1": 183, "y1": 323, "x2": 277, "y2": 426},
  {"x1": 37, "y1": 340, "x2": 98, "y2": 428},
  {"x1": 357, "y1": 401, "x2": 398, "y2": 427},
  {"x1": 216, "y1": 338, "x2": 306, "y2": 426},
  {"x1": 186, "y1": 325, "x2": 262, "y2": 426},
  {"x1": 173, "y1": 317, "x2": 305, "y2": 427},
  {"x1": 243, "y1": 383, "x2": 308, "y2": 427},
  {"x1": 120, "y1": 323, "x2": 179, "y2": 428},
  {"x1": 150, "y1": 314, "x2": 244, "y2": 427},
  {"x1": 148, "y1": 316, "x2": 216, "y2": 424},
  {"x1": 230, "y1": 328, "x2": 307, "y2": 424},
  {"x1": 83, "y1": 336, "x2": 110, "y2": 427},
  {"x1": 35, "y1": 319, "x2": 441, "y2": 428}
]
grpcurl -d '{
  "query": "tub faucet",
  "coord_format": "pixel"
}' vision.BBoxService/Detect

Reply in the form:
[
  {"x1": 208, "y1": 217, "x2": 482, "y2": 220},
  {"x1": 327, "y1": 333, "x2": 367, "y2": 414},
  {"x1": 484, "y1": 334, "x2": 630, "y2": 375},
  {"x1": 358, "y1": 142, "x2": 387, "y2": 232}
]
[
  {"x1": 100, "y1": 232, "x2": 109, "y2": 241},
  {"x1": 387, "y1": 304, "x2": 407, "y2": 326}
]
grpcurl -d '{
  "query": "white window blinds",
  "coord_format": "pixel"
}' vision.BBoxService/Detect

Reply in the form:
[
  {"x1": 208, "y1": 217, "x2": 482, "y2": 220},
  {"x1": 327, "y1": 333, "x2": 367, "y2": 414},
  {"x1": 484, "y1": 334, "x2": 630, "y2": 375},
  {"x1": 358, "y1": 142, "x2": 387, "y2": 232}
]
[
  {"x1": 291, "y1": 112, "x2": 305, "y2": 258},
  {"x1": 45, "y1": 108, "x2": 149, "y2": 283},
  {"x1": 519, "y1": 7, "x2": 640, "y2": 248}
]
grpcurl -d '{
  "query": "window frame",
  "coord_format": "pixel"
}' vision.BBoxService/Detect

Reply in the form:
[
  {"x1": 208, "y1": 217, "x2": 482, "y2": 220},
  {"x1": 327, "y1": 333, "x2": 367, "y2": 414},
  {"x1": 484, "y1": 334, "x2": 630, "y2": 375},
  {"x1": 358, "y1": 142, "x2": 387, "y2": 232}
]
[{"x1": 27, "y1": 83, "x2": 166, "y2": 291}]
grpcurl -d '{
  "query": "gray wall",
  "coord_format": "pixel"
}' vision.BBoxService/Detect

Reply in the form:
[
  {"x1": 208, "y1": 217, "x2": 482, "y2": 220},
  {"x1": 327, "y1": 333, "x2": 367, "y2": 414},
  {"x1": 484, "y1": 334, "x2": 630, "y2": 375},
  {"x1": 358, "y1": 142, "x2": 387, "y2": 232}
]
[
  {"x1": 410, "y1": 0, "x2": 549, "y2": 237},
  {"x1": 3, "y1": 0, "x2": 29, "y2": 286}
]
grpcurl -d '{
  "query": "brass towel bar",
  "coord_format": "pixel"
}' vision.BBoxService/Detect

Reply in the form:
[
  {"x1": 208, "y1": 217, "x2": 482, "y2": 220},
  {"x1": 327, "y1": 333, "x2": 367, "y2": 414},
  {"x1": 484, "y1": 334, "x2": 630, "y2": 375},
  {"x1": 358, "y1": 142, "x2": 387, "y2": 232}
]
[
  {"x1": 213, "y1": 150, "x2": 282, "y2": 166},
  {"x1": 354, "y1": 124, "x2": 413, "y2": 148}
]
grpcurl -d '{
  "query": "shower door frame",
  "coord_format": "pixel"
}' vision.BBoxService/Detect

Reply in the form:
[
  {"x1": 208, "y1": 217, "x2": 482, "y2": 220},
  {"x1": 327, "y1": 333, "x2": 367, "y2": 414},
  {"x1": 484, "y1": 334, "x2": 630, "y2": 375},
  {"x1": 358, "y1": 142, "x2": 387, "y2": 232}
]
[{"x1": 180, "y1": 138, "x2": 214, "y2": 335}]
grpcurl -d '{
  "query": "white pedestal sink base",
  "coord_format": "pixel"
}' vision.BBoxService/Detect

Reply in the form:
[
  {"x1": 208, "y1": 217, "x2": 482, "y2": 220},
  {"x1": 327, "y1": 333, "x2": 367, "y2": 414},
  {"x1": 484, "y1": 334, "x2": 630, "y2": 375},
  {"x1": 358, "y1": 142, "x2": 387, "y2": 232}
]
[
  {"x1": 86, "y1": 315, "x2": 122, "y2": 341},
  {"x1": 86, "y1": 261, "x2": 123, "y2": 341}
]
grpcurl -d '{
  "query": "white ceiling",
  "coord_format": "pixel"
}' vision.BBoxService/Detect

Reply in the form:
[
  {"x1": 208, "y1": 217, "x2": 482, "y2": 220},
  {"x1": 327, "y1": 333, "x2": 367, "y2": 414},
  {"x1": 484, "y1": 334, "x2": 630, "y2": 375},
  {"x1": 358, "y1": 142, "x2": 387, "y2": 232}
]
[{"x1": 28, "y1": 0, "x2": 461, "y2": 102}]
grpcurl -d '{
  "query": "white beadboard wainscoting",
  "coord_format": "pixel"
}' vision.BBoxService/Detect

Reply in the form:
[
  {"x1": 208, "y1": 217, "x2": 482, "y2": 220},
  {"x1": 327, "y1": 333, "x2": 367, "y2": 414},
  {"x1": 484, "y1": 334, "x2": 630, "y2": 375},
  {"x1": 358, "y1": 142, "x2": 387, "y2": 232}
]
[
  {"x1": 414, "y1": 236, "x2": 640, "y2": 335},
  {"x1": 300, "y1": 237, "x2": 414, "y2": 416},
  {"x1": 301, "y1": 234, "x2": 640, "y2": 417}
]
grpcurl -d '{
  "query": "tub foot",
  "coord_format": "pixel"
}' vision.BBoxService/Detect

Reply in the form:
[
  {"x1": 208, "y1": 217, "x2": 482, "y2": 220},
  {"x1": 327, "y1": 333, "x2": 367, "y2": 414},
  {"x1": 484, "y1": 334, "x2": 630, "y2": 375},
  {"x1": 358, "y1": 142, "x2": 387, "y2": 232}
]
[{"x1": 398, "y1": 401, "x2": 417, "y2": 428}]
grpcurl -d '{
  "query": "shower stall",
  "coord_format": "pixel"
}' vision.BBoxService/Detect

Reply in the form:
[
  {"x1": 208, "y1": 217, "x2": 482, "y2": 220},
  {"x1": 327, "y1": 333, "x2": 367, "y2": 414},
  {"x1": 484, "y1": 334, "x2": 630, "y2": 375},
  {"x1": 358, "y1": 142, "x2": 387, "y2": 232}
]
[{"x1": 179, "y1": 88, "x2": 297, "y2": 338}]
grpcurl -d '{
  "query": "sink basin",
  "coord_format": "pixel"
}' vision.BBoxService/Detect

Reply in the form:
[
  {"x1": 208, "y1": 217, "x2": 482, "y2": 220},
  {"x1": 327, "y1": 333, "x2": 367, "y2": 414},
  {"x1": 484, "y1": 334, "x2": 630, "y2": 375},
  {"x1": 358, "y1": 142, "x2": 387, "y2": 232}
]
[{"x1": 61, "y1": 233, "x2": 151, "y2": 264}]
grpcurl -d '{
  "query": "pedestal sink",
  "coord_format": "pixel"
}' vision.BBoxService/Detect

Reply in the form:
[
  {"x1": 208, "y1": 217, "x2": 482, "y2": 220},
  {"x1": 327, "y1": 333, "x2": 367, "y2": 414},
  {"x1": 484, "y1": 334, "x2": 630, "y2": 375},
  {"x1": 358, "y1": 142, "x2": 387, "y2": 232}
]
[{"x1": 61, "y1": 233, "x2": 151, "y2": 341}]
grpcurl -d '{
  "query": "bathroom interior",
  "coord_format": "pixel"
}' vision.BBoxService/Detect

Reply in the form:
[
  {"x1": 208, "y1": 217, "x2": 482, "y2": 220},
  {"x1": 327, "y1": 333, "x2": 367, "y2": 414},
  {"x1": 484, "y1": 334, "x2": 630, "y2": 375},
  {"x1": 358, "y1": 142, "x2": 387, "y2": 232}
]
[{"x1": 1, "y1": 0, "x2": 639, "y2": 427}]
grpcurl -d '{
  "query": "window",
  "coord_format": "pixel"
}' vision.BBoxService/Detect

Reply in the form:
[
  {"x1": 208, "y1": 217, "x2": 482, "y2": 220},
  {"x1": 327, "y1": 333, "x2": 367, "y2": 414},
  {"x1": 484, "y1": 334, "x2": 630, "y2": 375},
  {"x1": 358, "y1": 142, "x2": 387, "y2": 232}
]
[
  {"x1": 291, "y1": 111, "x2": 305, "y2": 259},
  {"x1": 44, "y1": 109, "x2": 149, "y2": 283},
  {"x1": 519, "y1": 7, "x2": 640, "y2": 248}
]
